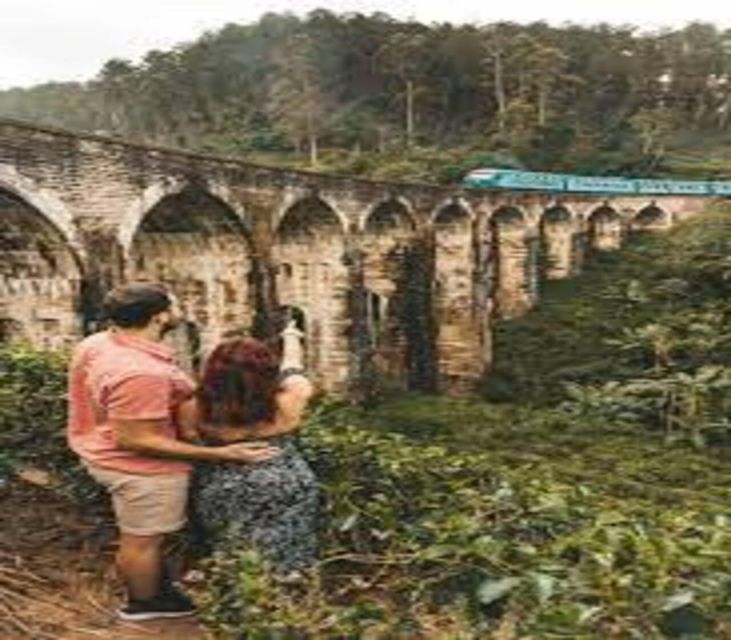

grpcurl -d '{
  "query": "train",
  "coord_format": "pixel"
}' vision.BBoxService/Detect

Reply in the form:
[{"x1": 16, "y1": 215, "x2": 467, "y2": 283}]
[{"x1": 462, "y1": 168, "x2": 731, "y2": 196}]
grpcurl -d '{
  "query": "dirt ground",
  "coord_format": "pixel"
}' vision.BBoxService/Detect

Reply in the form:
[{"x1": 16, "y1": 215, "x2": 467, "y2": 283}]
[{"x1": 0, "y1": 473, "x2": 212, "y2": 640}]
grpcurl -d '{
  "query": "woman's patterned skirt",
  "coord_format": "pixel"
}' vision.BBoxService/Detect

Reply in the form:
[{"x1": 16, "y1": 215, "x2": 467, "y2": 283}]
[{"x1": 191, "y1": 436, "x2": 319, "y2": 573}]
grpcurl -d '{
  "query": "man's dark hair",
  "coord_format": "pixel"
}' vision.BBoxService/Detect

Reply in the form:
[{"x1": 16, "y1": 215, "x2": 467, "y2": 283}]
[{"x1": 102, "y1": 283, "x2": 172, "y2": 328}]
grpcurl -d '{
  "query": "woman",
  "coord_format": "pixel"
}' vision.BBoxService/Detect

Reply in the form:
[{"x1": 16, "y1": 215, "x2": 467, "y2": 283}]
[{"x1": 184, "y1": 322, "x2": 318, "y2": 574}]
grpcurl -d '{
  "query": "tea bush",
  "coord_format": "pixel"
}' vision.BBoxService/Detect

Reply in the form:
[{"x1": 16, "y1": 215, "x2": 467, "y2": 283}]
[
  {"x1": 198, "y1": 407, "x2": 730, "y2": 639},
  {"x1": 483, "y1": 205, "x2": 731, "y2": 410},
  {"x1": 0, "y1": 344, "x2": 68, "y2": 466},
  {"x1": 0, "y1": 344, "x2": 99, "y2": 500}
]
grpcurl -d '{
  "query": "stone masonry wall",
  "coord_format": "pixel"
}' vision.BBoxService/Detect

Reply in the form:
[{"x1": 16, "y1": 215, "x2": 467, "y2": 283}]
[
  {"x1": 0, "y1": 119, "x2": 714, "y2": 397},
  {"x1": 0, "y1": 197, "x2": 82, "y2": 347}
]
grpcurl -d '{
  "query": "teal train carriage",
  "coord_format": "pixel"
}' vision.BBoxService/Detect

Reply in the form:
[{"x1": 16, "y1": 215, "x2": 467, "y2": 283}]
[
  {"x1": 463, "y1": 169, "x2": 565, "y2": 191},
  {"x1": 462, "y1": 168, "x2": 731, "y2": 196},
  {"x1": 564, "y1": 175, "x2": 634, "y2": 193}
]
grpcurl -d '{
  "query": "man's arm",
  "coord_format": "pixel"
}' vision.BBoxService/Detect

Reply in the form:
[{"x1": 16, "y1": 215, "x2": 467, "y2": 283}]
[
  {"x1": 114, "y1": 418, "x2": 280, "y2": 463},
  {"x1": 175, "y1": 398, "x2": 202, "y2": 443}
]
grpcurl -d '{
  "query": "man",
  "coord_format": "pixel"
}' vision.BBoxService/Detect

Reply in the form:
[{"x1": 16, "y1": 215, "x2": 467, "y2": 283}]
[{"x1": 67, "y1": 282, "x2": 280, "y2": 621}]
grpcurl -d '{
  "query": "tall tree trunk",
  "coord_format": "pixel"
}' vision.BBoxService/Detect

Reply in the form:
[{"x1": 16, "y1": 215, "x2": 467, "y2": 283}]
[
  {"x1": 377, "y1": 125, "x2": 387, "y2": 153},
  {"x1": 306, "y1": 106, "x2": 319, "y2": 166},
  {"x1": 538, "y1": 85, "x2": 548, "y2": 127},
  {"x1": 494, "y1": 48, "x2": 506, "y2": 133},
  {"x1": 406, "y1": 79, "x2": 415, "y2": 148},
  {"x1": 309, "y1": 133, "x2": 318, "y2": 167}
]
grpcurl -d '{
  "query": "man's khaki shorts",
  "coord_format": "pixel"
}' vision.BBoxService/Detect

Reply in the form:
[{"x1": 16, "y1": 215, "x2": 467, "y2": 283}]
[{"x1": 84, "y1": 463, "x2": 190, "y2": 536}]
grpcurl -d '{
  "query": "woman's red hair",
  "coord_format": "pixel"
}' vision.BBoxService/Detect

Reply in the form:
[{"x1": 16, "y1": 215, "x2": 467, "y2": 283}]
[{"x1": 198, "y1": 337, "x2": 280, "y2": 426}]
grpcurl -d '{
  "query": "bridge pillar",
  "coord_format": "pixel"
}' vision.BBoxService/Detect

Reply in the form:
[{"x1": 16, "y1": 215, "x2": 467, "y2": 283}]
[
  {"x1": 343, "y1": 242, "x2": 378, "y2": 403},
  {"x1": 403, "y1": 230, "x2": 439, "y2": 393},
  {"x1": 78, "y1": 226, "x2": 123, "y2": 334}
]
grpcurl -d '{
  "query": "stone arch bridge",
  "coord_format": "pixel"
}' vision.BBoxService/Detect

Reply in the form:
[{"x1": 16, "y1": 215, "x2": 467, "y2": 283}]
[{"x1": 0, "y1": 119, "x2": 711, "y2": 395}]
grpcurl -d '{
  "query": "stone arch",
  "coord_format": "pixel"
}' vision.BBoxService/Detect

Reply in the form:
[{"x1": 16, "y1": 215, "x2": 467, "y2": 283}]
[
  {"x1": 633, "y1": 204, "x2": 671, "y2": 231},
  {"x1": 587, "y1": 205, "x2": 623, "y2": 250},
  {"x1": 274, "y1": 192, "x2": 348, "y2": 237},
  {"x1": 539, "y1": 205, "x2": 577, "y2": 280},
  {"x1": 489, "y1": 206, "x2": 537, "y2": 318},
  {"x1": 273, "y1": 195, "x2": 349, "y2": 393},
  {"x1": 0, "y1": 186, "x2": 84, "y2": 347},
  {"x1": 490, "y1": 206, "x2": 527, "y2": 227},
  {"x1": 275, "y1": 195, "x2": 346, "y2": 240},
  {"x1": 431, "y1": 198, "x2": 475, "y2": 228},
  {"x1": 126, "y1": 184, "x2": 254, "y2": 363},
  {"x1": 361, "y1": 196, "x2": 416, "y2": 233},
  {"x1": 0, "y1": 164, "x2": 85, "y2": 260},
  {"x1": 118, "y1": 178, "x2": 250, "y2": 256},
  {"x1": 361, "y1": 198, "x2": 417, "y2": 386},
  {"x1": 541, "y1": 205, "x2": 573, "y2": 226}
]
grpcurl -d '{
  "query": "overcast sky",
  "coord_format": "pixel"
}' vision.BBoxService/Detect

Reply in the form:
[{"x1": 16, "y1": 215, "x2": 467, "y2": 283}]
[{"x1": 2, "y1": 0, "x2": 730, "y2": 90}]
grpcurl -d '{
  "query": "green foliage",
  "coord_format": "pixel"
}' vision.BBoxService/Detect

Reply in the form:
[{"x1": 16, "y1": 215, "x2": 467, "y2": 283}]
[
  {"x1": 0, "y1": 344, "x2": 68, "y2": 468},
  {"x1": 199, "y1": 407, "x2": 730, "y2": 638},
  {"x1": 484, "y1": 209, "x2": 731, "y2": 430},
  {"x1": 0, "y1": 344, "x2": 99, "y2": 500},
  {"x1": 562, "y1": 366, "x2": 731, "y2": 448},
  {"x1": 3, "y1": 15, "x2": 731, "y2": 179}
]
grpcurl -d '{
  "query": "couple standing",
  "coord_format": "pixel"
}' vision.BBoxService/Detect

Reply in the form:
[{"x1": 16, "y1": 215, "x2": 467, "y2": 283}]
[{"x1": 66, "y1": 283, "x2": 317, "y2": 621}]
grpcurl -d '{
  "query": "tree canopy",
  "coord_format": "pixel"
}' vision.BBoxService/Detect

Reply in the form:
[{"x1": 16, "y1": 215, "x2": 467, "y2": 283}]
[{"x1": 2, "y1": 11, "x2": 731, "y2": 179}]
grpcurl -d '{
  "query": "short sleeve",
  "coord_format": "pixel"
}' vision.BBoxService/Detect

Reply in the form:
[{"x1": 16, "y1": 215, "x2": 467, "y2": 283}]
[{"x1": 106, "y1": 374, "x2": 172, "y2": 421}]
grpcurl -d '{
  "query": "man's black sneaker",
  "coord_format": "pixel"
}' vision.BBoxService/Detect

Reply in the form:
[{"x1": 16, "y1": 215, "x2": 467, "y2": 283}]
[
  {"x1": 117, "y1": 591, "x2": 197, "y2": 621},
  {"x1": 159, "y1": 581, "x2": 196, "y2": 606}
]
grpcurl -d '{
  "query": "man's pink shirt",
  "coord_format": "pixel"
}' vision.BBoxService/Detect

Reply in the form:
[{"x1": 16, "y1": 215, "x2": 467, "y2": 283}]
[{"x1": 67, "y1": 330, "x2": 194, "y2": 475}]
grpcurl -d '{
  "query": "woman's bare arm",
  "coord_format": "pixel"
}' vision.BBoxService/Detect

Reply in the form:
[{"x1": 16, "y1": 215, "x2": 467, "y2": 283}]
[
  {"x1": 198, "y1": 320, "x2": 313, "y2": 443},
  {"x1": 248, "y1": 375, "x2": 315, "y2": 438}
]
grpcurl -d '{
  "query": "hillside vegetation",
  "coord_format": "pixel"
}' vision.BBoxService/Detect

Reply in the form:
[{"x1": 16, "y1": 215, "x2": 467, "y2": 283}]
[
  {"x1": 485, "y1": 207, "x2": 731, "y2": 435},
  {"x1": 2, "y1": 12, "x2": 731, "y2": 181}
]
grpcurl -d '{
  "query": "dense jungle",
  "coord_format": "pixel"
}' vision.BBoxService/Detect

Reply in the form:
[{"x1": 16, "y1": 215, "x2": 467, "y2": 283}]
[
  {"x1": 0, "y1": 9, "x2": 730, "y2": 640},
  {"x1": 2, "y1": 12, "x2": 731, "y2": 181}
]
